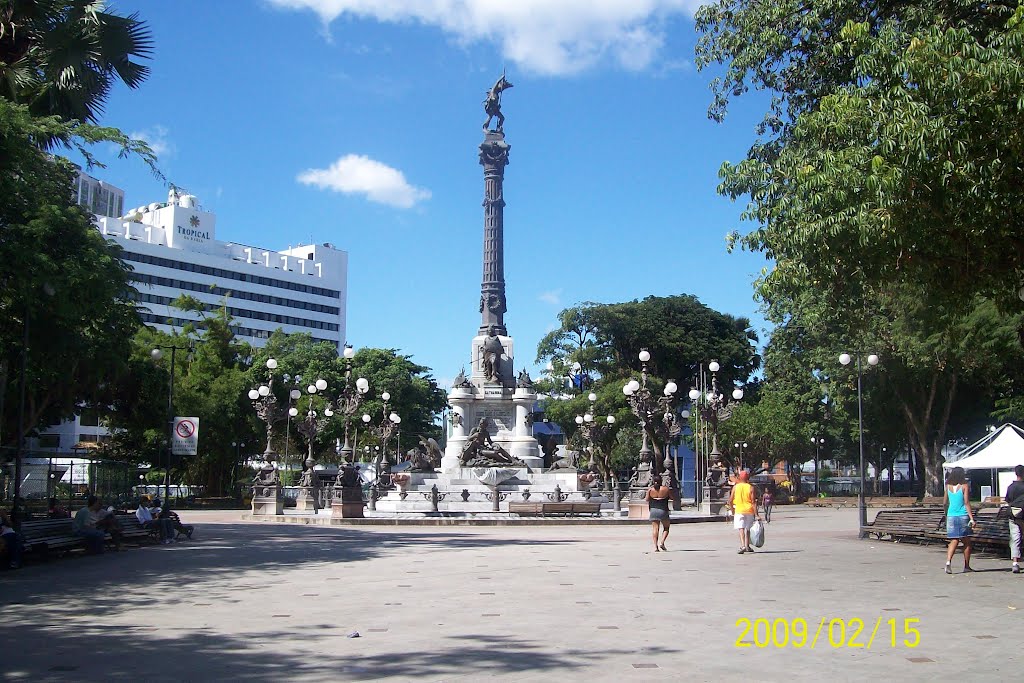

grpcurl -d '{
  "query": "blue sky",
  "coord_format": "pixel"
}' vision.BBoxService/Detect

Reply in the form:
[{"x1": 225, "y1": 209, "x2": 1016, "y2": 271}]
[{"x1": 87, "y1": 0, "x2": 773, "y2": 386}]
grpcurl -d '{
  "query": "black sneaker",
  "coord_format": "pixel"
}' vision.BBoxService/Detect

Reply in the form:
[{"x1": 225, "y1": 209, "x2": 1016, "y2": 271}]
[{"x1": 738, "y1": 548, "x2": 746, "y2": 554}]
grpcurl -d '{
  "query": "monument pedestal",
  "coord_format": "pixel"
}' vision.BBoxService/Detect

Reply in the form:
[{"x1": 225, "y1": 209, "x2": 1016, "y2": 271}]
[
  {"x1": 700, "y1": 483, "x2": 730, "y2": 515},
  {"x1": 331, "y1": 486, "x2": 365, "y2": 518},
  {"x1": 627, "y1": 500, "x2": 649, "y2": 519},
  {"x1": 293, "y1": 487, "x2": 319, "y2": 512},
  {"x1": 251, "y1": 484, "x2": 283, "y2": 515}
]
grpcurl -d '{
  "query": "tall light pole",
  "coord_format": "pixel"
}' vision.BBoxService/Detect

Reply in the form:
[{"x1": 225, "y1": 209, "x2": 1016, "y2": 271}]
[
  {"x1": 152, "y1": 341, "x2": 199, "y2": 501},
  {"x1": 733, "y1": 441, "x2": 748, "y2": 471},
  {"x1": 811, "y1": 436, "x2": 825, "y2": 496},
  {"x1": 839, "y1": 352, "x2": 879, "y2": 531}
]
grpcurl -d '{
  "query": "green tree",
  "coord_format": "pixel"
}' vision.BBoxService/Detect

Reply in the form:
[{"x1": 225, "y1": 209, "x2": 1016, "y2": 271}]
[
  {"x1": 251, "y1": 333, "x2": 447, "y2": 464},
  {"x1": 0, "y1": 100, "x2": 150, "y2": 455},
  {"x1": 1, "y1": 0, "x2": 153, "y2": 124},
  {"x1": 764, "y1": 286, "x2": 1024, "y2": 495},
  {"x1": 696, "y1": 0, "x2": 1024, "y2": 312},
  {"x1": 101, "y1": 297, "x2": 259, "y2": 496},
  {"x1": 537, "y1": 295, "x2": 760, "y2": 479}
]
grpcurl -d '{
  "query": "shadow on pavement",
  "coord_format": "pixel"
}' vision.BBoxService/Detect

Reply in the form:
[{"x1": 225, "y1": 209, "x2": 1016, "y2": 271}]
[{"x1": 3, "y1": 623, "x2": 681, "y2": 681}]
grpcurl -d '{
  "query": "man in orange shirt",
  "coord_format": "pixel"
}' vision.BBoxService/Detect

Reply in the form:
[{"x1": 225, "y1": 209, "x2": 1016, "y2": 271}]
[{"x1": 729, "y1": 470, "x2": 762, "y2": 554}]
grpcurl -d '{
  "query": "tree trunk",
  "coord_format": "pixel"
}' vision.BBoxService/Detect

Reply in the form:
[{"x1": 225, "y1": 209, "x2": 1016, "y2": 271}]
[{"x1": 893, "y1": 371, "x2": 957, "y2": 497}]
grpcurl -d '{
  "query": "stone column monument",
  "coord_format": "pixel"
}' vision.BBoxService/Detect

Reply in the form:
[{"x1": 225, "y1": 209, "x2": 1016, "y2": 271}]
[{"x1": 442, "y1": 74, "x2": 541, "y2": 471}]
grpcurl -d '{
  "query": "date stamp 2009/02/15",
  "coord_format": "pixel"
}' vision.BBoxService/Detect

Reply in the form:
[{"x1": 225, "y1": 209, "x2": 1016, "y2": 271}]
[{"x1": 735, "y1": 617, "x2": 921, "y2": 649}]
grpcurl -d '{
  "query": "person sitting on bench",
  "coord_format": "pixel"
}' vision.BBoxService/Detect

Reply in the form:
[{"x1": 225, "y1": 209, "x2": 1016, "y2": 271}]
[
  {"x1": 1, "y1": 508, "x2": 23, "y2": 569},
  {"x1": 153, "y1": 500, "x2": 194, "y2": 540},
  {"x1": 136, "y1": 499, "x2": 176, "y2": 544},
  {"x1": 73, "y1": 496, "x2": 122, "y2": 553}
]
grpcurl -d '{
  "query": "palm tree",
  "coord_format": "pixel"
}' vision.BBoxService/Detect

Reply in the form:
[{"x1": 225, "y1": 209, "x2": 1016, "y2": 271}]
[{"x1": 0, "y1": 0, "x2": 152, "y2": 124}]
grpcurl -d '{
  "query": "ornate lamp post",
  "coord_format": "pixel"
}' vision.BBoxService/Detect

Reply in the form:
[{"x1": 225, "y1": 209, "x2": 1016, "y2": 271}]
[
  {"x1": 292, "y1": 377, "x2": 329, "y2": 512},
  {"x1": 280, "y1": 374, "x2": 302, "y2": 476},
  {"x1": 326, "y1": 345, "x2": 370, "y2": 463},
  {"x1": 689, "y1": 360, "x2": 744, "y2": 514},
  {"x1": 364, "y1": 392, "x2": 400, "y2": 491},
  {"x1": 839, "y1": 351, "x2": 879, "y2": 531},
  {"x1": 574, "y1": 392, "x2": 617, "y2": 481},
  {"x1": 621, "y1": 349, "x2": 681, "y2": 511},
  {"x1": 246, "y1": 358, "x2": 285, "y2": 514}
]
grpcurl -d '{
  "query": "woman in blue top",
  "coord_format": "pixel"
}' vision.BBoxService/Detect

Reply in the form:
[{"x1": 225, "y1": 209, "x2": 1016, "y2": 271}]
[{"x1": 944, "y1": 467, "x2": 976, "y2": 574}]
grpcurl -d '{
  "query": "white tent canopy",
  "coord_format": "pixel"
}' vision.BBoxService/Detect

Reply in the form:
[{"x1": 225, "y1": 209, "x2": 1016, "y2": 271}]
[{"x1": 943, "y1": 424, "x2": 1024, "y2": 470}]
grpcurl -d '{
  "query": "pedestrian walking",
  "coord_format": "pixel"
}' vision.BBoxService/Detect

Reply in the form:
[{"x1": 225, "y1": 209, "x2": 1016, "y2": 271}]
[
  {"x1": 1004, "y1": 464, "x2": 1024, "y2": 574},
  {"x1": 729, "y1": 470, "x2": 761, "y2": 554},
  {"x1": 646, "y1": 475, "x2": 671, "y2": 552},
  {"x1": 944, "y1": 467, "x2": 975, "y2": 574},
  {"x1": 762, "y1": 487, "x2": 774, "y2": 523}
]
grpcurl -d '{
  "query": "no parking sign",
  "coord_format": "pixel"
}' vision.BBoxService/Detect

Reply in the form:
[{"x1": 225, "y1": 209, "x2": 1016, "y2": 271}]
[{"x1": 172, "y1": 417, "x2": 200, "y2": 455}]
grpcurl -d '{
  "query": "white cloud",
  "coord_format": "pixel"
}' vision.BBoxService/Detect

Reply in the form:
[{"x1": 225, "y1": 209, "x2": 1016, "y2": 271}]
[
  {"x1": 268, "y1": 0, "x2": 703, "y2": 75},
  {"x1": 538, "y1": 289, "x2": 563, "y2": 306},
  {"x1": 129, "y1": 125, "x2": 173, "y2": 158},
  {"x1": 297, "y1": 154, "x2": 431, "y2": 208}
]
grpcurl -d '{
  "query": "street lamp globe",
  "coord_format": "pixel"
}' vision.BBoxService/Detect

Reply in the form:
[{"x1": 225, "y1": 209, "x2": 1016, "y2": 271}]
[
  {"x1": 584, "y1": 413, "x2": 594, "y2": 423},
  {"x1": 324, "y1": 407, "x2": 334, "y2": 417},
  {"x1": 627, "y1": 380, "x2": 640, "y2": 393},
  {"x1": 606, "y1": 415, "x2": 616, "y2": 424},
  {"x1": 732, "y1": 388, "x2": 744, "y2": 400},
  {"x1": 867, "y1": 354, "x2": 880, "y2": 366},
  {"x1": 315, "y1": 378, "x2": 328, "y2": 391},
  {"x1": 288, "y1": 407, "x2": 298, "y2": 417},
  {"x1": 389, "y1": 413, "x2": 401, "y2": 424},
  {"x1": 361, "y1": 414, "x2": 371, "y2": 423},
  {"x1": 588, "y1": 392, "x2": 597, "y2": 402},
  {"x1": 356, "y1": 377, "x2": 369, "y2": 393},
  {"x1": 381, "y1": 391, "x2": 391, "y2": 402},
  {"x1": 290, "y1": 389, "x2": 301, "y2": 400},
  {"x1": 266, "y1": 358, "x2": 278, "y2": 370},
  {"x1": 708, "y1": 361, "x2": 720, "y2": 373},
  {"x1": 680, "y1": 410, "x2": 690, "y2": 419},
  {"x1": 248, "y1": 389, "x2": 259, "y2": 400},
  {"x1": 664, "y1": 380, "x2": 678, "y2": 395},
  {"x1": 688, "y1": 388, "x2": 701, "y2": 401},
  {"x1": 307, "y1": 384, "x2": 317, "y2": 394},
  {"x1": 575, "y1": 415, "x2": 584, "y2": 425},
  {"x1": 150, "y1": 348, "x2": 163, "y2": 360},
  {"x1": 622, "y1": 384, "x2": 634, "y2": 396},
  {"x1": 638, "y1": 350, "x2": 651, "y2": 363},
  {"x1": 258, "y1": 385, "x2": 270, "y2": 397},
  {"x1": 839, "y1": 353, "x2": 852, "y2": 366},
  {"x1": 343, "y1": 345, "x2": 355, "y2": 359}
]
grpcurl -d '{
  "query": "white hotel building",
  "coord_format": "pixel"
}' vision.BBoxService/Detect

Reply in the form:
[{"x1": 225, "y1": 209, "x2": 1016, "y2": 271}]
[{"x1": 27, "y1": 173, "x2": 348, "y2": 454}]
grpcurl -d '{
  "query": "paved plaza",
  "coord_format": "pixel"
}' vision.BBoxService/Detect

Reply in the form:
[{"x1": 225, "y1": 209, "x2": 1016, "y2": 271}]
[{"x1": 3, "y1": 508, "x2": 1021, "y2": 682}]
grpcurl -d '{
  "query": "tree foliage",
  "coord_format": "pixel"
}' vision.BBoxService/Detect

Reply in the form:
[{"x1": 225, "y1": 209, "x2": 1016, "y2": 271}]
[
  {"x1": 536, "y1": 295, "x2": 761, "y2": 478},
  {"x1": 251, "y1": 332, "x2": 447, "y2": 462},
  {"x1": 0, "y1": 99, "x2": 147, "y2": 454},
  {"x1": 697, "y1": 0, "x2": 1024, "y2": 311},
  {"x1": 536, "y1": 295, "x2": 759, "y2": 392},
  {"x1": 1, "y1": 0, "x2": 153, "y2": 124}
]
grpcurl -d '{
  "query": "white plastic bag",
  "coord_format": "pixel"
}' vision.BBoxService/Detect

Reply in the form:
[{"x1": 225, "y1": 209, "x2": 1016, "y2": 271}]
[{"x1": 750, "y1": 520, "x2": 765, "y2": 548}]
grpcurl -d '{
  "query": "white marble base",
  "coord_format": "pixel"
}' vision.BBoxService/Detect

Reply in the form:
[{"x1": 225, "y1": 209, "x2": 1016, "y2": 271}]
[{"x1": 375, "y1": 468, "x2": 608, "y2": 513}]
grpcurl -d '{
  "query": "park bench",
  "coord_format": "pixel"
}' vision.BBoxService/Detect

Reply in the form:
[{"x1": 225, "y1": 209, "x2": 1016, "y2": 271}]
[
  {"x1": 806, "y1": 496, "x2": 860, "y2": 508},
  {"x1": 922, "y1": 507, "x2": 1012, "y2": 550},
  {"x1": 16, "y1": 514, "x2": 155, "y2": 559},
  {"x1": 861, "y1": 508, "x2": 946, "y2": 543},
  {"x1": 508, "y1": 502, "x2": 602, "y2": 517}
]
